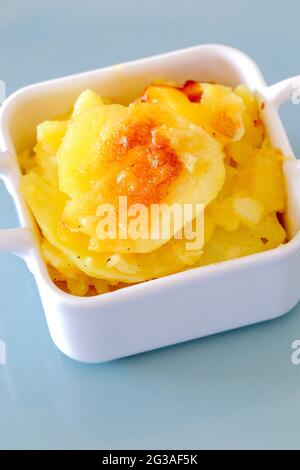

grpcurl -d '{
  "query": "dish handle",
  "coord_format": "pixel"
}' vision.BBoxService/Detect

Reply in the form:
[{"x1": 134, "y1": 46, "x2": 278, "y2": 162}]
[
  {"x1": 0, "y1": 150, "x2": 31, "y2": 257},
  {"x1": 264, "y1": 75, "x2": 300, "y2": 106},
  {"x1": 264, "y1": 76, "x2": 300, "y2": 237}
]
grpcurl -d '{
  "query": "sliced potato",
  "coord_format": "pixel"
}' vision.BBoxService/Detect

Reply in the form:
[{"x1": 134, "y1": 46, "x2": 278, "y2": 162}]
[
  {"x1": 21, "y1": 171, "x2": 188, "y2": 283},
  {"x1": 225, "y1": 85, "x2": 264, "y2": 167},
  {"x1": 231, "y1": 196, "x2": 264, "y2": 227},
  {"x1": 234, "y1": 139, "x2": 286, "y2": 212},
  {"x1": 198, "y1": 213, "x2": 286, "y2": 266},
  {"x1": 34, "y1": 120, "x2": 68, "y2": 185},
  {"x1": 72, "y1": 89, "x2": 104, "y2": 117},
  {"x1": 58, "y1": 101, "x2": 225, "y2": 253},
  {"x1": 144, "y1": 82, "x2": 245, "y2": 146},
  {"x1": 57, "y1": 103, "x2": 128, "y2": 196}
]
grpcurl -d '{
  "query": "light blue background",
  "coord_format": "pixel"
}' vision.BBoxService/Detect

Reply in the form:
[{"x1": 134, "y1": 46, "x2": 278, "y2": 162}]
[{"x1": 1, "y1": 0, "x2": 300, "y2": 450}]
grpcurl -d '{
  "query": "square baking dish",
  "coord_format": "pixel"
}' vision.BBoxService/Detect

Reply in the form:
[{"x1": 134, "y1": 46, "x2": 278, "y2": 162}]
[{"x1": 1, "y1": 44, "x2": 300, "y2": 363}]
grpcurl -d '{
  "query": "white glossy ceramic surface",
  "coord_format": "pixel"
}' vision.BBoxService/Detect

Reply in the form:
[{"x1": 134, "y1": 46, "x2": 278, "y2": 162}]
[{"x1": 1, "y1": 44, "x2": 300, "y2": 363}]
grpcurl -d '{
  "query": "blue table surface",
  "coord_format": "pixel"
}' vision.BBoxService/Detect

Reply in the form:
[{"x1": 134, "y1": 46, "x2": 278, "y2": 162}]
[{"x1": 1, "y1": 0, "x2": 300, "y2": 450}]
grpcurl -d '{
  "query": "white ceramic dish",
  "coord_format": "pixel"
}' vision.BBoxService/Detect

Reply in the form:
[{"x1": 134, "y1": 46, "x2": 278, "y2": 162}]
[{"x1": 0, "y1": 44, "x2": 300, "y2": 363}]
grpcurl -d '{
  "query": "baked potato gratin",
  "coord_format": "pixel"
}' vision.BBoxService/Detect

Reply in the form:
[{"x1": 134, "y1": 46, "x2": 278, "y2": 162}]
[{"x1": 19, "y1": 80, "x2": 287, "y2": 296}]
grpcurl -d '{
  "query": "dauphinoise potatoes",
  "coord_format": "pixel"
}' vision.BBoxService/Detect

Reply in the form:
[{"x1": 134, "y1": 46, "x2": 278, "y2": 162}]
[{"x1": 19, "y1": 81, "x2": 287, "y2": 296}]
